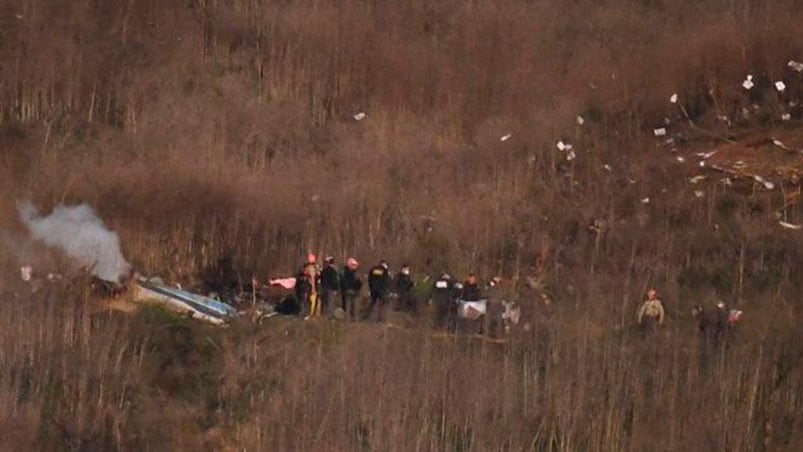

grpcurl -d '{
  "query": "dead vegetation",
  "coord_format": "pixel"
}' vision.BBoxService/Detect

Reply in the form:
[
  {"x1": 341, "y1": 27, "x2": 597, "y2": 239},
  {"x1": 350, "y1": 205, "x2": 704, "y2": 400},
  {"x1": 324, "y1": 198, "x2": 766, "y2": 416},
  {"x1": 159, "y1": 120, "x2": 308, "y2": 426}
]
[{"x1": 2, "y1": 0, "x2": 803, "y2": 450}]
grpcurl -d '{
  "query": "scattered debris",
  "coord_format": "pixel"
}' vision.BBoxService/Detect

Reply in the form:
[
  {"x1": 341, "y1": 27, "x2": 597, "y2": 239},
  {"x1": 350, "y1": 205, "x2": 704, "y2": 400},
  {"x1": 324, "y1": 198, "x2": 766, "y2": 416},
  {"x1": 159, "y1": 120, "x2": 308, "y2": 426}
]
[
  {"x1": 20, "y1": 265, "x2": 33, "y2": 282},
  {"x1": 742, "y1": 75, "x2": 754, "y2": 90},
  {"x1": 664, "y1": 118, "x2": 671, "y2": 125},
  {"x1": 696, "y1": 151, "x2": 718, "y2": 160},
  {"x1": 790, "y1": 60, "x2": 803, "y2": 72},
  {"x1": 775, "y1": 81, "x2": 787, "y2": 93},
  {"x1": 133, "y1": 278, "x2": 238, "y2": 325},
  {"x1": 603, "y1": 164, "x2": 612, "y2": 172},
  {"x1": 566, "y1": 150, "x2": 577, "y2": 161},
  {"x1": 576, "y1": 116, "x2": 585, "y2": 126},
  {"x1": 641, "y1": 197, "x2": 650, "y2": 204},
  {"x1": 556, "y1": 141, "x2": 573, "y2": 151},
  {"x1": 690, "y1": 175, "x2": 707, "y2": 184},
  {"x1": 699, "y1": 161, "x2": 706, "y2": 167},
  {"x1": 753, "y1": 175, "x2": 775, "y2": 190},
  {"x1": 670, "y1": 93, "x2": 678, "y2": 104},
  {"x1": 353, "y1": 112, "x2": 366, "y2": 121},
  {"x1": 772, "y1": 139, "x2": 791, "y2": 151},
  {"x1": 782, "y1": 113, "x2": 792, "y2": 122},
  {"x1": 694, "y1": 190, "x2": 705, "y2": 198},
  {"x1": 500, "y1": 133, "x2": 512, "y2": 142},
  {"x1": 779, "y1": 220, "x2": 802, "y2": 230},
  {"x1": 654, "y1": 128, "x2": 667, "y2": 137},
  {"x1": 676, "y1": 156, "x2": 686, "y2": 163}
]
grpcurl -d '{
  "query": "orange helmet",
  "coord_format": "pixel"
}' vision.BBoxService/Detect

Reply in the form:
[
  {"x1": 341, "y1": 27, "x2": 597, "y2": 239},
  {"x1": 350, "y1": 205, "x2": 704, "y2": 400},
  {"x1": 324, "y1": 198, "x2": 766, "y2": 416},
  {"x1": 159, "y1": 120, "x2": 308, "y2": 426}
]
[{"x1": 307, "y1": 253, "x2": 317, "y2": 264}]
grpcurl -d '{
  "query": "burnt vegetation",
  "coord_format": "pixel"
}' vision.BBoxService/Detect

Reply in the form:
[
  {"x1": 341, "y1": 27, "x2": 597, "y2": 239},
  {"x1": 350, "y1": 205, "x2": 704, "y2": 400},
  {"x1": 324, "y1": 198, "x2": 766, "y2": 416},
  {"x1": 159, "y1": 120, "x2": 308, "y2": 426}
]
[{"x1": 2, "y1": 0, "x2": 803, "y2": 450}]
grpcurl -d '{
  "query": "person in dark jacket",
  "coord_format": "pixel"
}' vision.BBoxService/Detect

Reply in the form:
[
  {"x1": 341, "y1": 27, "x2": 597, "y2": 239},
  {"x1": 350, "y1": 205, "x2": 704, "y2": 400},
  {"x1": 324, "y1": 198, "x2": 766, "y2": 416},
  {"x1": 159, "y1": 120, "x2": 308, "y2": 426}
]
[
  {"x1": 432, "y1": 273, "x2": 455, "y2": 330},
  {"x1": 395, "y1": 264, "x2": 417, "y2": 314},
  {"x1": 460, "y1": 274, "x2": 482, "y2": 301},
  {"x1": 319, "y1": 256, "x2": 340, "y2": 317},
  {"x1": 340, "y1": 258, "x2": 362, "y2": 320},
  {"x1": 367, "y1": 260, "x2": 390, "y2": 321}
]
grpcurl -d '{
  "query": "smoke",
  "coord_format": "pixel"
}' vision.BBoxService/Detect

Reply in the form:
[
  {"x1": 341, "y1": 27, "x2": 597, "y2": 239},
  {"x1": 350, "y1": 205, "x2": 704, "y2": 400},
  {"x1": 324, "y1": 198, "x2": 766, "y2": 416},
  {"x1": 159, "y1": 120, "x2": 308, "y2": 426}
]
[{"x1": 18, "y1": 202, "x2": 130, "y2": 282}]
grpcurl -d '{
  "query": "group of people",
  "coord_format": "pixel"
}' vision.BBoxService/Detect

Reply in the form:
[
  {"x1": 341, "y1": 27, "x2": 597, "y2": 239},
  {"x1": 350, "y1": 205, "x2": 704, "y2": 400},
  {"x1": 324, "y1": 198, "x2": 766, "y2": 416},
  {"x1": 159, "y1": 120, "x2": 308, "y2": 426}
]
[
  {"x1": 263, "y1": 253, "x2": 503, "y2": 329},
  {"x1": 636, "y1": 288, "x2": 743, "y2": 335}
]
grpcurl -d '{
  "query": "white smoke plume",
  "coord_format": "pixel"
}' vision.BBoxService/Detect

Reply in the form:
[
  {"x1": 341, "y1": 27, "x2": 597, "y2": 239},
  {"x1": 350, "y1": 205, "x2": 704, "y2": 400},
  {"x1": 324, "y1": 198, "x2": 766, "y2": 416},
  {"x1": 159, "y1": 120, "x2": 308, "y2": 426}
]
[{"x1": 18, "y1": 202, "x2": 130, "y2": 282}]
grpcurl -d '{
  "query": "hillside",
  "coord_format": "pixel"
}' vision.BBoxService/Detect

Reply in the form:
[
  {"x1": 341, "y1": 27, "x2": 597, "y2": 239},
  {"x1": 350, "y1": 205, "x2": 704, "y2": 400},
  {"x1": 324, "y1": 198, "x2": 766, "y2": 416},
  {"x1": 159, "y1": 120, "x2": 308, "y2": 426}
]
[{"x1": 2, "y1": 0, "x2": 803, "y2": 450}]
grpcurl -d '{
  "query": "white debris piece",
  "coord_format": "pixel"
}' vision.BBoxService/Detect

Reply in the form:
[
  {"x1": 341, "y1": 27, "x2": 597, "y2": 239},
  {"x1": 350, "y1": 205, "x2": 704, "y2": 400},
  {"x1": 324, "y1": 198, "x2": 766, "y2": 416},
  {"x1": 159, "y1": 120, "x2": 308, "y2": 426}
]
[
  {"x1": 695, "y1": 151, "x2": 718, "y2": 160},
  {"x1": 742, "y1": 76, "x2": 754, "y2": 90},
  {"x1": 641, "y1": 197, "x2": 650, "y2": 204},
  {"x1": 690, "y1": 175, "x2": 707, "y2": 184},
  {"x1": 566, "y1": 150, "x2": 576, "y2": 161},
  {"x1": 775, "y1": 81, "x2": 786, "y2": 92},
  {"x1": 353, "y1": 112, "x2": 366, "y2": 121},
  {"x1": 603, "y1": 164, "x2": 612, "y2": 172},
  {"x1": 676, "y1": 156, "x2": 686, "y2": 163},
  {"x1": 576, "y1": 116, "x2": 585, "y2": 125},
  {"x1": 789, "y1": 60, "x2": 803, "y2": 72},
  {"x1": 699, "y1": 161, "x2": 706, "y2": 168},
  {"x1": 557, "y1": 141, "x2": 567, "y2": 151},
  {"x1": 753, "y1": 175, "x2": 775, "y2": 190},
  {"x1": 779, "y1": 220, "x2": 803, "y2": 230},
  {"x1": 500, "y1": 133, "x2": 512, "y2": 142},
  {"x1": 772, "y1": 139, "x2": 790, "y2": 150},
  {"x1": 694, "y1": 190, "x2": 705, "y2": 198},
  {"x1": 664, "y1": 117, "x2": 671, "y2": 125},
  {"x1": 20, "y1": 265, "x2": 33, "y2": 282},
  {"x1": 670, "y1": 94, "x2": 678, "y2": 104},
  {"x1": 782, "y1": 113, "x2": 792, "y2": 122},
  {"x1": 654, "y1": 128, "x2": 667, "y2": 137},
  {"x1": 720, "y1": 178, "x2": 733, "y2": 186}
]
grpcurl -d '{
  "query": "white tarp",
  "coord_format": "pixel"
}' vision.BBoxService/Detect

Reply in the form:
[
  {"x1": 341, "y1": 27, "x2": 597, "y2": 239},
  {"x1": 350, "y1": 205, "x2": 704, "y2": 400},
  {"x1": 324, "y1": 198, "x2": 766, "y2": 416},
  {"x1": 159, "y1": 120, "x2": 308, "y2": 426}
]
[{"x1": 457, "y1": 299, "x2": 488, "y2": 320}]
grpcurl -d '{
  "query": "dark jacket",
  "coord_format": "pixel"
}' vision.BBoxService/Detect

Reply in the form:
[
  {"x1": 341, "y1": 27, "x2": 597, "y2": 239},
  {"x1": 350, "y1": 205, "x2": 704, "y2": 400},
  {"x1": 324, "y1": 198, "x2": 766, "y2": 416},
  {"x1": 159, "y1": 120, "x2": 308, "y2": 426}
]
[
  {"x1": 396, "y1": 273, "x2": 414, "y2": 294},
  {"x1": 320, "y1": 265, "x2": 339, "y2": 291},
  {"x1": 368, "y1": 265, "x2": 390, "y2": 295},
  {"x1": 340, "y1": 267, "x2": 362, "y2": 293},
  {"x1": 432, "y1": 277, "x2": 453, "y2": 304},
  {"x1": 460, "y1": 282, "x2": 482, "y2": 301}
]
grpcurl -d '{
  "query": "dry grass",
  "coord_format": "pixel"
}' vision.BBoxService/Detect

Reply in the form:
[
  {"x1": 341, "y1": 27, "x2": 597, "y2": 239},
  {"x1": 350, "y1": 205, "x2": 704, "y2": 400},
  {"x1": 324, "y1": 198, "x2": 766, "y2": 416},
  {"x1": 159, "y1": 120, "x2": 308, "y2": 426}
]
[{"x1": 2, "y1": 0, "x2": 803, "y2": 450}]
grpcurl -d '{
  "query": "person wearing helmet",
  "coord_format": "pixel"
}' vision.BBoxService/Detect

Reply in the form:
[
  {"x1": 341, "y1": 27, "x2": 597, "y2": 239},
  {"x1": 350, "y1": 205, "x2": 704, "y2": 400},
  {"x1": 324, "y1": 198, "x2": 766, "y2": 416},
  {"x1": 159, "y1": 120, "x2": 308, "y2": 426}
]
[
  {"x1": 319, "y1": 256, "x2": 340, "y2": 317},
  {"x1": 637, "y1": 288, "x2": 665, "y2": 330},
  {"x1": 299, "y1": 253, "x2": 319, "y2": 319},
  {"x1": 367, "y1": 260, "x2": 390, "y2": 322},
  {"x1": 340, "y1": 258, "x2": 363, "y2": 320},
  {"x1": 395, "y1": 264, "x2": 417, "y2": 314}
]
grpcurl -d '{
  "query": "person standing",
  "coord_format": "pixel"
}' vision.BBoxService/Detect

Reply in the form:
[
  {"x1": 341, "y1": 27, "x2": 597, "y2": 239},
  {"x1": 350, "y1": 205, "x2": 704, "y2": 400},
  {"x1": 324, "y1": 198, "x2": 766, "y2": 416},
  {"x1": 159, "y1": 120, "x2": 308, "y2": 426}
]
[
  {"x1": 319, "y1": 256, "x2": 340, "y2": 317},
  {"x1": 637, "y1": 288, "x2": 665, "y2": 330},
  {"x1": 432, "y1": 273, "x2": 455, "y2": 330},
  {"x1": 367, "y1": 260, "x2": 390, "y2": 322},
  {"x1": 340, "y1": 258, "x2": 363, "y2": 320},
  {"x1": 300, "y1": 253, "x2": 319, "y2": 319},
  {"x1": 395, "y1": 264, "x2": 417, "y2": 314}
]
